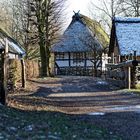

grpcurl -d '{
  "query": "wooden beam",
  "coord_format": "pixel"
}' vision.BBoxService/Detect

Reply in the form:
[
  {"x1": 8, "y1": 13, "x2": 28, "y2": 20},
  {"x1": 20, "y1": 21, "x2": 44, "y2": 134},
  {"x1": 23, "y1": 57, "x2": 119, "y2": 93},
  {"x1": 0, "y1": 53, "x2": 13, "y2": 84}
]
[
  {"x1": 128, "y1": 67, "x2": 131, "y2": 89},
  {"x1": 84, "y1": 52, "x2": 87, "y2": 69},
  {"x1": 134, "y1": 51, "x2": 137, "y2": 60},
  {"x1": 0, "y1": 53, "x2": 5, "y2": 105},
  {"x1": 68, "y1": 52, "x2": 71, "y2": 67},
  {"x1": 0, "y1": 38, "x2": 8, "y2": 105},
  {"x1": 106, "y1": 60, "x2": 138, "y2": 69},
  {"x1": 118, "y1": 55, "x2": 121, "y2": 63},
  {"x1": 112, "y1": 52, "x2": 115, "y2": 64},
  {"x1": 21, "y1": 59, "x2": 26, "y2": 88}
]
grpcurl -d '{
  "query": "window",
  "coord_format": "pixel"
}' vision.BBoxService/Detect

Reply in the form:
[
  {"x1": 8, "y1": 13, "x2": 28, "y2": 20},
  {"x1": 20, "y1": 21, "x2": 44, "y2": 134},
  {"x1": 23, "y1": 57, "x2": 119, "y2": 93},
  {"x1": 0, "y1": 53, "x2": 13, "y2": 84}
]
[
  {"x1": 56, "y1": 52, "x2": 65, "y2": 59},
  {"x1": 73, "y1": 53, "x2": 84, "y2": 63},
  {"x1": 86, "y1": 52, "x2": 94, "y2": 59}
]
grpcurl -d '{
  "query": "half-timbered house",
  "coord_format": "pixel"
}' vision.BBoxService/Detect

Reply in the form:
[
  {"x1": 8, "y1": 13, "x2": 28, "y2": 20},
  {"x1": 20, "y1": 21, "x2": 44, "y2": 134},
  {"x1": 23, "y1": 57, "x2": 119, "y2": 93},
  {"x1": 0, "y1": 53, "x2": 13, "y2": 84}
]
[
  {"x1": 50, "y1": 13, "x2": 109, "y2": 76},
  {"x1": 109, "y1": 17, "x2": 140, "y2": 63}
]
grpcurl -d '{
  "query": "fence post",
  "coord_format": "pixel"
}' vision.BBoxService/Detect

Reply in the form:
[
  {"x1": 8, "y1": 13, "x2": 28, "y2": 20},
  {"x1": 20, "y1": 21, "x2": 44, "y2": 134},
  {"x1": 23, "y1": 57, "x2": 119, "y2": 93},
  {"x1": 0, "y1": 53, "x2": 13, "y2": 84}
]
[
  {"x1": 0, "y1": 38, "x2": 8, "y2": 105},
  {"x1": 21, "y1": 59, "x2": 26, "y2": 88},
  {"x1": 131, "y1": 51, "x2": 138, "y2": 88},
  {"x1": 128, "y1": 67, "x2": 131, "y2": 89},
  {"x1": 124, "y1": 67, "x2": 128, "y2": 88}
]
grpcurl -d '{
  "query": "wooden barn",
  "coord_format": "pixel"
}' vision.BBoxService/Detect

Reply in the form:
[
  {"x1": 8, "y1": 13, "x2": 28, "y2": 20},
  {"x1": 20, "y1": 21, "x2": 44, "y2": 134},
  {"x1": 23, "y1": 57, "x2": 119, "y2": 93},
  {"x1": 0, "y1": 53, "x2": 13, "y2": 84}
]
[
  {"x1": 51, "y1": 13, "x2": 109, "y2": 76},
  {"x1": 0, "y1": 28, "x2": 25, "y2": 104},
  {"x1": 109, "y1": 17, "x2": 140, "y2": 63}
]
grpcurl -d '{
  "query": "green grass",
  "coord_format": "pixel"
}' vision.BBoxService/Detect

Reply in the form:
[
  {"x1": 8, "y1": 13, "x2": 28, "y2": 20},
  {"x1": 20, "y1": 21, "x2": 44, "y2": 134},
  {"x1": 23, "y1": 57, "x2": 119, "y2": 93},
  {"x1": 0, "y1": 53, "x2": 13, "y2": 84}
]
[
  {"x1": 0, "y1": 105, "x2": 122, "y2": 140},
  {"x1": 119, "y1": 85, "x2": 140, "y2": 96}
]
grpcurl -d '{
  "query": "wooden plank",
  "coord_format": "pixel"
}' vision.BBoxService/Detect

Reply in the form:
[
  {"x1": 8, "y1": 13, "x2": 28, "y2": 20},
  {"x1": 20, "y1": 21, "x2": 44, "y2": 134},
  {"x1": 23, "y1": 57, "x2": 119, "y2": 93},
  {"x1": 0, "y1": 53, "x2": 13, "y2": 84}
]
[{"x1": 106, "y1": 60, "x2": 138, "y2": 69}]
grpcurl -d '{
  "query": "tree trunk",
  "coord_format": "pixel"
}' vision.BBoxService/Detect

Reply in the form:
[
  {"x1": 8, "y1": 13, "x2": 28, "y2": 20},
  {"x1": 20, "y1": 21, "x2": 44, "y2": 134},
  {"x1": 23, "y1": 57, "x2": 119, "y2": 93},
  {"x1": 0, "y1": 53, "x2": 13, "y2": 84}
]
[
  {"x1": 39, "y1": 40, "x2": 47, "y2": 77},
  {"x1": 38, "y1": 26, "x2": 47, "y2": 77}
]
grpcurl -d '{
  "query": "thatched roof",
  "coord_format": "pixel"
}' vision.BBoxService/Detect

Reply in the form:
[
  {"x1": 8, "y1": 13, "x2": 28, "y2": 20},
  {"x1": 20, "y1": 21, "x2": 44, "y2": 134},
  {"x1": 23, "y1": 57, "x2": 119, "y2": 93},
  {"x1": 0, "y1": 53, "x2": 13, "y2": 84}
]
[
  {"x1": 51, "y1": 13, "x2": 109, "y2": 53},
  {"x1": 0, "y1": 28, "x2": 25, "y2": 57},
  {"x1": 81, "y1": 14, "x2": 109, "y2": 48},
  {"x1": 114, "y1": 17, "x2": 140, "y2": 55}
]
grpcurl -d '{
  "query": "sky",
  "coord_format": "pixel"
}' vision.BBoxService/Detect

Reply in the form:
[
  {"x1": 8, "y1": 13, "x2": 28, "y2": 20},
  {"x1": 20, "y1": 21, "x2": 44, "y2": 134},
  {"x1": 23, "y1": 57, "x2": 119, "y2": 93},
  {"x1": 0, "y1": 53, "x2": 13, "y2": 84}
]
[
  {"x1": 68, "y1": 0, "x2": 91, "y2": 15},
  {"x1": 66, "y1": 0, "x2": 91, "y2": 25}
]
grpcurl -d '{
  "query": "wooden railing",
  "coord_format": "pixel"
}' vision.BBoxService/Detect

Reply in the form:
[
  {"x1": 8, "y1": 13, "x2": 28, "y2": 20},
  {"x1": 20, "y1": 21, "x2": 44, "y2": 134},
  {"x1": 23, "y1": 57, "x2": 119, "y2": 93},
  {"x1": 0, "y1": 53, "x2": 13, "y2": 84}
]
[{"x1": 106, "y1": 60, "x2": 138, "y2": 89}]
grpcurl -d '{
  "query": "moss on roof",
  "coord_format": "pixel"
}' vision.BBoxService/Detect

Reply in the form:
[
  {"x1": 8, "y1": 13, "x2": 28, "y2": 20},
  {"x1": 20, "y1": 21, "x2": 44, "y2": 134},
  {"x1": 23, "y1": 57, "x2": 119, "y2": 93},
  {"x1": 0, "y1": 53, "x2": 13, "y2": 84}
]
[
  {"x1": 81, "y1": 14, "x2": 109, "y2": 48},
  {"x1": 52, "y1": 13, "x2": 109, "y2": 53}
]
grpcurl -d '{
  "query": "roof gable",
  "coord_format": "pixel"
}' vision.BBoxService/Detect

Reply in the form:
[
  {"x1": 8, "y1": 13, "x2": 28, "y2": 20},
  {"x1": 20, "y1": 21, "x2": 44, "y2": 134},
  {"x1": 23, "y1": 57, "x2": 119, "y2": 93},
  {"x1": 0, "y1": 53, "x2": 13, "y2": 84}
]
[
  {"x1": 51, "y1": 13, "x2": 105, "y2": 53},
  {"x1": 81, "y1": 15, "x2": 109, "y2": 48},
  {"x1": 115, "y1": 17, "x2": 140, "y2": 56}
]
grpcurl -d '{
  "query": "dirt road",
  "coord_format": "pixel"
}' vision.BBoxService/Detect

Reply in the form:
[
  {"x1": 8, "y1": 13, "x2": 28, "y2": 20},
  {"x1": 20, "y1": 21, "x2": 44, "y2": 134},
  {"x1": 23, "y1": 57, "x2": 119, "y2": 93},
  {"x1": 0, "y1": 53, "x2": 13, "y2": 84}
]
[{"x1": 8, "y1": 76, "x2": 140, "y2": 140}]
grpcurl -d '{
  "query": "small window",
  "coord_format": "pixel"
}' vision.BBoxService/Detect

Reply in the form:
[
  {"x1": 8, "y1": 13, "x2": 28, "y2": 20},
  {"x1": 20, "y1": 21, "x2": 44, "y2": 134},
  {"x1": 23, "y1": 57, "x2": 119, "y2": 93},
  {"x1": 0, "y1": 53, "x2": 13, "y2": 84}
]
[
  {"x1": 86, "y1": 52, "x2": 94, "y2": 59},
  {"x1": 56, "y1": 52, "x2": 65, "y2": 59},
  {"x1": 73, "y1": 53, "x2": 84, "y2": 63}
]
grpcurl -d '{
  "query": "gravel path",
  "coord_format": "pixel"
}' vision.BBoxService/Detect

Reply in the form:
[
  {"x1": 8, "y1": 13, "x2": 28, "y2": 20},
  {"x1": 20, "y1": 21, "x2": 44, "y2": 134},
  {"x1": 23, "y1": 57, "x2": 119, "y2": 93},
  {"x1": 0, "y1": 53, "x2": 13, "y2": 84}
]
[{"x1": 8, "y1": 76, "x2": 140, "y2": 140}]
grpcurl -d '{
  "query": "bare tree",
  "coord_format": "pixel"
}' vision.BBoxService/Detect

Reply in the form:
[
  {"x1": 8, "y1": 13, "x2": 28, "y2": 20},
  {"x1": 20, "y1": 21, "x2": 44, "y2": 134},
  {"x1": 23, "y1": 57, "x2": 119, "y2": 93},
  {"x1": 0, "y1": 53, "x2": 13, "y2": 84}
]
[
  {"x1": 30, "y1": 0, "x2": 66, "y2": 77},
  {"x1": 89, "y1": 0, "x2": 123, "y2": 33},
  {"x1": 120, "y1": 0, "x2": 140, "y2": 17},
  {"x1": 0, "y1": 0, "x2": 39, "y2": 60},
  {"x1": 11, "y1": 0, "x2": 39, "y2": 60},
  {"x1": 80, "y1": 32, "x2": 103, "y2": 77}
]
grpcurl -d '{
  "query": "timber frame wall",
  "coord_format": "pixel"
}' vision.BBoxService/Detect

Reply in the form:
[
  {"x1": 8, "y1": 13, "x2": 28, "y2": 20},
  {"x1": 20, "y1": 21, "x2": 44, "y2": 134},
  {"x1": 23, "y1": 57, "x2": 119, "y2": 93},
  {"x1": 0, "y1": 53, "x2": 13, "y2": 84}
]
[{"x1": 54, "y1": 52, "x2": 102, "y2": 76}]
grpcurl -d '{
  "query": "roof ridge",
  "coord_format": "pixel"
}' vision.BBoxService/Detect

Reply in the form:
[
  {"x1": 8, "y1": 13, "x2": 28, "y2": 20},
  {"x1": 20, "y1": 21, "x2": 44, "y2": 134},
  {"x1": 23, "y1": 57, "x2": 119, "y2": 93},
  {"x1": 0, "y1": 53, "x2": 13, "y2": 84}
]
[{"x1": 115, "y1": 17, "x2": 140, "y2": 23}]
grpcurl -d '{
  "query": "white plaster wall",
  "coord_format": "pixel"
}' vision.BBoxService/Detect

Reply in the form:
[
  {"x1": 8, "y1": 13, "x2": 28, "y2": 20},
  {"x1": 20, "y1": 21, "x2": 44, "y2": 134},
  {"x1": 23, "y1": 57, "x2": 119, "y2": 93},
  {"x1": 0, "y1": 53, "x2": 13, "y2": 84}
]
[
  {"x1": 65, "y1": 53, "x2": 69, "y2": 59},
  {"x1": 70, "y1": 61, "x2": 84, "y2": 66},
  {"x1": 56, "y1": 60, "x2": 69, "y2": 67},
  {"x1": 86, "y1": 60, "x2": 93, "y2": 66},
  {"x1": 9, "y1": 53, "x2": 19, "y2": 59},
  {"x1": 56, "y1": 60, "x2": 95, "y2": 67},
  {"x1": 55, "y1": 53, "x2": 108, "y2": 68}
]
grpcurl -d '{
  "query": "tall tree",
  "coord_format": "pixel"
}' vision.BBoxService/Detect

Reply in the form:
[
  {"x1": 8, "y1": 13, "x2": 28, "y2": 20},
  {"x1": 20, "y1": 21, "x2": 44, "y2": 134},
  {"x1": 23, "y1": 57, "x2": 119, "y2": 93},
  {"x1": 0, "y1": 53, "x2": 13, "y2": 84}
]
[
  {"x1": 1, "y1": 0, "x2": 66, "y2": 76},
  {"x1": 30, "y1": 0, "x2": 66, "y2": 76}
]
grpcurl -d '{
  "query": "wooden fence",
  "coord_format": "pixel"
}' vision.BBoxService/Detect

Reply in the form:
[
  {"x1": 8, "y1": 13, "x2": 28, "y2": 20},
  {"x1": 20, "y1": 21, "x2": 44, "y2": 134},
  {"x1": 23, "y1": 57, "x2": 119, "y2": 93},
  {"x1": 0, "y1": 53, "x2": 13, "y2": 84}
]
[{"x1": 106, "y1": 60, "x2": 138, "y2": 89}]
